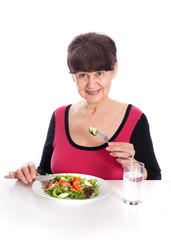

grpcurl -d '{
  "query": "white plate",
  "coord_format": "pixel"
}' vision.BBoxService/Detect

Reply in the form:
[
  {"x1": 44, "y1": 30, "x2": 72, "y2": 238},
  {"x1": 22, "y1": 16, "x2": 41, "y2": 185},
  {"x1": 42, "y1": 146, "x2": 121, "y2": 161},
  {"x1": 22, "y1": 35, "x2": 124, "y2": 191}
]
[{"x1": 32, "y1": 173, "x2": 112, "y2": 201}]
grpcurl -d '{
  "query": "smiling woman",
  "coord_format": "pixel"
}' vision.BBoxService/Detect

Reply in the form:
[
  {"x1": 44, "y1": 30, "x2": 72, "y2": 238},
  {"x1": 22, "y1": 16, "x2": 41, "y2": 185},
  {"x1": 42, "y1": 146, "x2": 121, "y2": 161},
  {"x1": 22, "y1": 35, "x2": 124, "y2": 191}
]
[
  {"x1": 67, "y1": 32, "x2": 118, "y2": 105},
  {"x1": 9, "y1": 32, "x2": 161, "y2": 183},
  {"x1": 72, "y1": 69, "x2": 116, "y2": 105}
]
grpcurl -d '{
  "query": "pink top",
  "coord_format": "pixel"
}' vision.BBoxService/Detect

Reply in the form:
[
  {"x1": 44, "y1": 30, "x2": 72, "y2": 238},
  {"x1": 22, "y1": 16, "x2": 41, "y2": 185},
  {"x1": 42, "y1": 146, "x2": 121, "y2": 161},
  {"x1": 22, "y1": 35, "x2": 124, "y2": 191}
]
[{"x1": 51, "y1": 105, "x2": 142, "y2": 180}]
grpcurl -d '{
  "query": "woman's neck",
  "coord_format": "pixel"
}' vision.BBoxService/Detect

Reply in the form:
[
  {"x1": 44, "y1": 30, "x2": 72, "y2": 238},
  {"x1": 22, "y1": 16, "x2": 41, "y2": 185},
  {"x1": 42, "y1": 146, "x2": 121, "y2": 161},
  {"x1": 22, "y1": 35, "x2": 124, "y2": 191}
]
[{"x1": 80, "y1": 97, "x2": 114, "y2": 115}]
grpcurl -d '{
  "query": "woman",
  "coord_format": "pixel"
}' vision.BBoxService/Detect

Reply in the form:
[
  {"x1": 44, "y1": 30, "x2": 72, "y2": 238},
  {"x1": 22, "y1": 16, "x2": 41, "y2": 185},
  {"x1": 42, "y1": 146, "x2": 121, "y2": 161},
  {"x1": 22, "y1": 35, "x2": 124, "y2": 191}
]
[{"x1": 9, "y1": 32, "x2": 161, "y2": 184}]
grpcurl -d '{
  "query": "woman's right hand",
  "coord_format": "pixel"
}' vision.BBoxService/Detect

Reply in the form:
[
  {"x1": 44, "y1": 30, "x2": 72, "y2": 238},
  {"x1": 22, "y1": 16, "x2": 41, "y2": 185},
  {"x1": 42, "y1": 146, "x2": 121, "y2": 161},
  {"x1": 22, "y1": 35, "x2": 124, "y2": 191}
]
[{"x1": 9, "y1": 162, "x2": 38, "y2": 184}]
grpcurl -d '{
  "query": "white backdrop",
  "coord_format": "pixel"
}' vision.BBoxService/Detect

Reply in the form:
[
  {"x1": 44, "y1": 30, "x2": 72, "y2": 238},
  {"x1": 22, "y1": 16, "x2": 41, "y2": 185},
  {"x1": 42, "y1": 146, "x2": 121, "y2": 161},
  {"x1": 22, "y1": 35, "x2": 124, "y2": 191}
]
[{"x1": 0, "y1": 0, "x2": 170, "y2": 180}]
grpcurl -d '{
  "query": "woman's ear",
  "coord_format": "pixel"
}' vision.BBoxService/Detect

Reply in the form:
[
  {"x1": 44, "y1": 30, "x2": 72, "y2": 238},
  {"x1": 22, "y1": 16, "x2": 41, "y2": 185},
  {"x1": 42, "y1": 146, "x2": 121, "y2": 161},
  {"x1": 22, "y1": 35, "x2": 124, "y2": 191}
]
[
  {"x1": 71, "y1": 74, "x2": 75, "y2": 82},
  {"x1": 112, "y1": 62, "x2": 118, "y2": 79}
]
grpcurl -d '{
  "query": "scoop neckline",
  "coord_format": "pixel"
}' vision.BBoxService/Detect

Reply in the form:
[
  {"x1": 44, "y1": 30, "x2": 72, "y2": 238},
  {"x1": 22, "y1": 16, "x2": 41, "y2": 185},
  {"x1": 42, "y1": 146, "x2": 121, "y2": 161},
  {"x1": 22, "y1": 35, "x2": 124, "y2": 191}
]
[{"x1": 65, "y1": 104, "x2": 132, "y2": 151}]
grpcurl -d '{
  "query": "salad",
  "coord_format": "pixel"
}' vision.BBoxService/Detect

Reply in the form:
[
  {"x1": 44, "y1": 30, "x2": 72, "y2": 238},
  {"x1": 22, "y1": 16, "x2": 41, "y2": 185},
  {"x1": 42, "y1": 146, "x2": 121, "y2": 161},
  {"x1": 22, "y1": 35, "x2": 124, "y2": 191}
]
[{"x1": 42, "y1": 174, "x2": 101, "y2": 200}]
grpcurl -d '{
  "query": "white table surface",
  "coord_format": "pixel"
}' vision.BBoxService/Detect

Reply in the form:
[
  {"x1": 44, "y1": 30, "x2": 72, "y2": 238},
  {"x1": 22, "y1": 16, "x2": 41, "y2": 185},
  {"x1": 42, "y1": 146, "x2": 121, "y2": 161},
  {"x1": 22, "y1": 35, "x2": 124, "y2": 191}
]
[{"x1": 1, "y1": 179, "x2": 170, "y2": 240}]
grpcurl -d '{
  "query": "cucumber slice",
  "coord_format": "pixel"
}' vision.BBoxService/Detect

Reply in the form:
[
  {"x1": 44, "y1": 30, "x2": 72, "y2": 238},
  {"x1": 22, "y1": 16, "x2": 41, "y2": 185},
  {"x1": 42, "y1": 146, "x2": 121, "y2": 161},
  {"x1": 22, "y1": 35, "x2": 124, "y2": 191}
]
[
  {"x1": 57, "y1": 193, "x2": 69, "y2": 199},
  {"x1": 89, "y1": 127, "x2": 97, "y2": 136}
]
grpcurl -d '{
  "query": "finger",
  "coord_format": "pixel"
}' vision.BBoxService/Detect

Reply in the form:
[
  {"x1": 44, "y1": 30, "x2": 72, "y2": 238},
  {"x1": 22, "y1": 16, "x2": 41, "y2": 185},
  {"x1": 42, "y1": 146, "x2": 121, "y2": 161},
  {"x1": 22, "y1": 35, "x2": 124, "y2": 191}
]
[
  {"x1": 107, "y1": 142, "x2": 134, "y2": 152},
  {"x1": 21, "y1": 164, "x2": 33, "y2": 183},
  {"x1": 116, "y1": 159, "x2": 126, "y2": 168},
  {"x1": 106, "y1": 145, "x2": 127, "y2": 153},
  {"x1": 28, "y1": 162, "x2": 37, "y2": 179},
  {"x1": 110, "y1": 151, "x2": 132, "y2": 159},
  {"x1": 116, "y1": 158, "x2": 128, "y2": 165},
  {"x1": 109, "y1": 142, "x2": 132, "y2": 147},
  {"x1": 107, "y1": 143, "x2": 135, "y2": 159},
  {"x1": 16, "y1": 168, "x2": 28, "y2": 184},
  {"x1": 116, "y1": 158, "x2": 137, "y2": 166},
  {"x1": 9, "y1": 171, "x2": 16, "y2": 179}
]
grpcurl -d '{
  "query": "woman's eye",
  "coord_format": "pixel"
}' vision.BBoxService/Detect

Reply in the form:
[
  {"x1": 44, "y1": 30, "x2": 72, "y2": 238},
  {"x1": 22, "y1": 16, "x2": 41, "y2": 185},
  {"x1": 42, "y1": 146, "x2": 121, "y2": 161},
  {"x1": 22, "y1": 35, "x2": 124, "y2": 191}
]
[
  {"x1": 81, "y1": 74, "x2": 86, "y2": 78},
  {"x1": 79, "y1": 73, "x2": 87, "y2": 79},
  {"x1": 96, "y1": 72, "x2": 103, "y2": 77}
]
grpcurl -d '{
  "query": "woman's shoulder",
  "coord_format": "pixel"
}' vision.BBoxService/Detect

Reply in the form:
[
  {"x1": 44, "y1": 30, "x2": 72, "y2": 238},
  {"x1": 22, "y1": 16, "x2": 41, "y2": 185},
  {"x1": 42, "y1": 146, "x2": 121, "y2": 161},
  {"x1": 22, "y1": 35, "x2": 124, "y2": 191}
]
[
  {"x1": 129, "y1": 104, "x2": 143, "y2": 116},
  {"x1": 113, "y1": 101, "x2": 144, "y2": 125},
  {"x1": 127, "y1": 104, "x2": 149, "y2": 130},
  {"x1": 50, "y1": 105, "x2": 71, "y2": 121},
  {"x1": 54, "y1": 104, "x2": 71, "y2": 113},
  {"x1": 111, "y1": 100, "x2": 143, "y2": 116}
]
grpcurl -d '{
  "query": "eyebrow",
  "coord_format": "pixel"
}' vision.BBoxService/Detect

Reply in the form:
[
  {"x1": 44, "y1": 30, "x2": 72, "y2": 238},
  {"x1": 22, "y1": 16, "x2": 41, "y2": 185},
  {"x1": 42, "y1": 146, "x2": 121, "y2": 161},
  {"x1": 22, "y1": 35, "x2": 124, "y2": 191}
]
[{"x1": 77, "y1": 70, "x2": 104, "y2": 74}]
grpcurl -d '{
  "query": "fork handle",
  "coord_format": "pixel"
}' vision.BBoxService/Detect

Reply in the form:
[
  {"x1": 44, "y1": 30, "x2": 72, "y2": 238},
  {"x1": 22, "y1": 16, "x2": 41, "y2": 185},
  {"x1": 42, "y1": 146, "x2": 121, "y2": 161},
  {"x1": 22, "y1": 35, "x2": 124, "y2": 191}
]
[{"x1": 4, "y1": 175, "x2": 18, "y2": 179}]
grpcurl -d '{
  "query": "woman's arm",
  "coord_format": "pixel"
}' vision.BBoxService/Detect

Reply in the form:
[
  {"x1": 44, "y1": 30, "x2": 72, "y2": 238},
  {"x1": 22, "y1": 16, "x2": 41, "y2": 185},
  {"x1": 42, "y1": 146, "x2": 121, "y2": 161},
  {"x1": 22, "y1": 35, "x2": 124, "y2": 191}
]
[
  {"x1": 9, "y1": 112, "x2": 55, "y2": 184},
  {"x1": 130, "y1": 114, "x2": 161, "y2": 180},
  {"x1": 37, "y1": 112, "x2": 55, "y2": 175}
]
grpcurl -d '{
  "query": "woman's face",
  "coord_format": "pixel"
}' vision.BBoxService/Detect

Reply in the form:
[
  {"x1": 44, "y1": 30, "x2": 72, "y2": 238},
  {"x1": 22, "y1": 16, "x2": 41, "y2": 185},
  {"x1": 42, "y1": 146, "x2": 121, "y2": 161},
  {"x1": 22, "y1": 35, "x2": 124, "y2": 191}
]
[{"x1": 72, "y1": 63, "x2": 118, "y2": 104}]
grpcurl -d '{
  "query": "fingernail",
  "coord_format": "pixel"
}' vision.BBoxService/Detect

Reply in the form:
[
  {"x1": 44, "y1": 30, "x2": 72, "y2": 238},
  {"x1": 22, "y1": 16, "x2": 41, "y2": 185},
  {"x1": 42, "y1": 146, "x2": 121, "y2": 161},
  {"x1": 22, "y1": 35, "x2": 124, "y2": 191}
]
[
  {"x1": 28, "y1": 162, "x2": 34, "y2": 166},
  {"x1": 9, "y1": 171, "x2": 14, "y2": 178},
  {"x1": 28, "y1": 176, "x2": 32, "y2": 182},
  {"x1": 106, "y1": 147, "x2": 109, "y2": 150},
  {"x1": 22, "y1": 178, "x2": 28, "y2": 184}
]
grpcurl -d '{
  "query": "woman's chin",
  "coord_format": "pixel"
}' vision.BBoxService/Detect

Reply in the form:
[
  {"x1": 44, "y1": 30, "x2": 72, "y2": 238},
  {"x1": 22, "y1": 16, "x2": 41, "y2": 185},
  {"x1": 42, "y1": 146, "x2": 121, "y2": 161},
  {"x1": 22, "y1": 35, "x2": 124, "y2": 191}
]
[{"x1": 85, "y1": 96, "x2": 104, "y2": 105}]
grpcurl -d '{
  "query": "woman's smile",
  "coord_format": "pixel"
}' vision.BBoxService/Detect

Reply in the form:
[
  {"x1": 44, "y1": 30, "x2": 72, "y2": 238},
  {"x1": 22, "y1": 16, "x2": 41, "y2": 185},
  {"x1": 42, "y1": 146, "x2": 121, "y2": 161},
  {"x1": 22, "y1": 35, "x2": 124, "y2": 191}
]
[{"x1": 86, "y1": 89, "x2": 101, "y2": 95}]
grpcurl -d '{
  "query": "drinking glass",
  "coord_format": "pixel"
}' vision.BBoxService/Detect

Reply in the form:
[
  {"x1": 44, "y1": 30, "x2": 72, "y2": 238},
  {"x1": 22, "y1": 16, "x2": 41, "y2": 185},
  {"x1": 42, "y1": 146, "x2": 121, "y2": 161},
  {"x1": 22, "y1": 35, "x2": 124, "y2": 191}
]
[{"x1": 123, "y1": 161, "x2": 144, "y2": 205}]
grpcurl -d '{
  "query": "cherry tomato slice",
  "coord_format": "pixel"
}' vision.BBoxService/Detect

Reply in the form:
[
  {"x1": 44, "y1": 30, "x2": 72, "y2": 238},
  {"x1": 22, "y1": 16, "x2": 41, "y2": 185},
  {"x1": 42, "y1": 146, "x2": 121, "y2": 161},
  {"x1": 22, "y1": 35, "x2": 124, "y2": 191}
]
[
  {"x1": 47, "y1": 179, "x2": 55, "y2": 189},
  {"x1": 58, "y1": 179, "x2": 71, "y2": 187},
  {"x1": 72, "y1": 181, "x2": 84, "y2": 193}
]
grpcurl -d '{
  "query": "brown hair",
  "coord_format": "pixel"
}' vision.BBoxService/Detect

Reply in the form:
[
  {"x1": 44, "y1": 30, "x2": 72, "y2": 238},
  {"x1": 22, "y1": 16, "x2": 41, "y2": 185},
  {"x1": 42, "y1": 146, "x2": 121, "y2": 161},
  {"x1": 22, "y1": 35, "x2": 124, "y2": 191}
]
[{"x1": 67, "y1": 32, "x2": 117, "y2": 74}]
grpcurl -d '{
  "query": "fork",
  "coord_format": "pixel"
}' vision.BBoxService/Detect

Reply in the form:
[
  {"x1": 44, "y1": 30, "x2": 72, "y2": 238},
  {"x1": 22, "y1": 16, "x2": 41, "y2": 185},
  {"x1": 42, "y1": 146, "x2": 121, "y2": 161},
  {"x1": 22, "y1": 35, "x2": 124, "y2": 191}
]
[
  {"x1": 89, "y1": 127, "x2": 109, "y2": 144},
  {"x1": 89, "y1": 127, "x2": 127, "y2": 160},
  {"x1": 95, "y1": 129, "x2": 109, "y2": 144}
]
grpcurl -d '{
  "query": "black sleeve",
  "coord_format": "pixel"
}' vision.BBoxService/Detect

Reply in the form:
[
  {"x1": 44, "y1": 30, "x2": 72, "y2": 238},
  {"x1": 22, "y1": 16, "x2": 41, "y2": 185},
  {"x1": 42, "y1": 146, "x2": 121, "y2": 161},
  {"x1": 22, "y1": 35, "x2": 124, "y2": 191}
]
[
  {"x1": 37, "y1": 112, "x2": 55, "y2": 175},
  {"x1": 130, "y1": 114, "x2": 161, "y2": 180}
]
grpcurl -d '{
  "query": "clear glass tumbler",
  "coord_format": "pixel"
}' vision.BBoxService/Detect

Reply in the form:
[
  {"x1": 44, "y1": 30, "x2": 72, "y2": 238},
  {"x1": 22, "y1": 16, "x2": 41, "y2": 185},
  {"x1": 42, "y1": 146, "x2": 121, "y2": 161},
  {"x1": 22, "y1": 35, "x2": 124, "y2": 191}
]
[{"x1": 123, "y1": 161, "x2": 144, "y2": 205}]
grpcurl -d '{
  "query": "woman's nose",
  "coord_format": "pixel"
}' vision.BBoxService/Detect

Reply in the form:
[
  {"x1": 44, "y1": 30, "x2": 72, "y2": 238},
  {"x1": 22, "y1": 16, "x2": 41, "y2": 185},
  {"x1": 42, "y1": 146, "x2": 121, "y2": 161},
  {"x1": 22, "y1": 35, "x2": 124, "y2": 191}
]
[{"x1": 86, "y1": 76, "x2": 97, "y2": 88}]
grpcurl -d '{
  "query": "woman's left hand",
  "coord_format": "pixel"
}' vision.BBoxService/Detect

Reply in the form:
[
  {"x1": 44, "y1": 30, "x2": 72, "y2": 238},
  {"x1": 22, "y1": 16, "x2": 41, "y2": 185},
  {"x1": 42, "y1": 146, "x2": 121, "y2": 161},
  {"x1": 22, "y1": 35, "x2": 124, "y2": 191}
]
[
  {"x1": 106, "y1": 142, "x2": 135, "y2": 164},
  {"x1": 106, "y1": 142, "x2": 147, "y2": 179}
]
